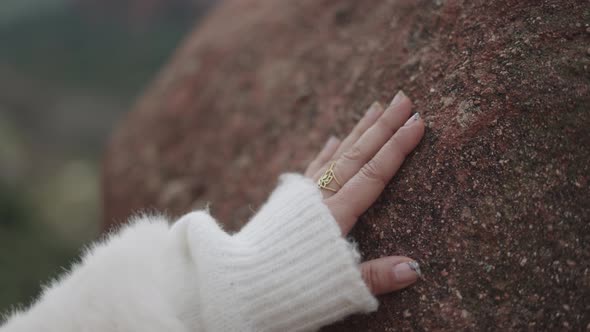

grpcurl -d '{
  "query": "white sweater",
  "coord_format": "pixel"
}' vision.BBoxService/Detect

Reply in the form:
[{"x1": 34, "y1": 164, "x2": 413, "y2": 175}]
[{"x1": 1, "y1": 174, "x2": 378, "y2": 332}]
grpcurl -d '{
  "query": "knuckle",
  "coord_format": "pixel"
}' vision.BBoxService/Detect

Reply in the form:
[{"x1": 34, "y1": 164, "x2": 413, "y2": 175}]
[
  {"x1": 361, "y1": 264, "x2": 380, "y2": 294},
  {"x1": 389, "y1": 135, "x2": 408, "y2": 158},
  {"x1": 360, "y1": 159, "x2": 387, "y2": 186},
  {"x1": 341, "y1": 144, "x2": 364, "y2": 162},
  {"x1": 306, "y1": 160, "x2": 318, "y2": 170},
  {"x1": 376, "y1": 116, "x2": 396, "y2": 136},
  {"x1": 350, "y1": 125, "x2": 364, "y2": 138}
]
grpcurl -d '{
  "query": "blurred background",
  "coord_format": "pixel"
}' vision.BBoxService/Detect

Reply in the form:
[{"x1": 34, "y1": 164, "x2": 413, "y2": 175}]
[{"x1": 0, "y1": 0, "x2": 216, "y2": 312}]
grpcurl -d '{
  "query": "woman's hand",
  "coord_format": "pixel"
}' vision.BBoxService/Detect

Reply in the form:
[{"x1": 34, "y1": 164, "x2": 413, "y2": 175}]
[{"x1": 304, "y1": 91, "x2": 425, "y2": 296}]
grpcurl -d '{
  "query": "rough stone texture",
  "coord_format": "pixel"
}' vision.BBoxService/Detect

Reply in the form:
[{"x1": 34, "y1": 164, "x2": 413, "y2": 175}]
[{"x1": 102, "y1": 0, "x2": 590, "y2": 330}]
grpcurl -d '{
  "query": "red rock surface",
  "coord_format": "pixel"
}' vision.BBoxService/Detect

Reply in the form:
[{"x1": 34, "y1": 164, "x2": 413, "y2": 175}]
[{"x1": 102, "y1": 0, "x2": 590, "y2": 330}]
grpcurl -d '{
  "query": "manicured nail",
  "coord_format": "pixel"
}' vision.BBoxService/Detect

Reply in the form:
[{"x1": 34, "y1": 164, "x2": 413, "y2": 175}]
[
  {"x1": 365, "y1": 101, "x2": 383, "y2": 118},
  {"x1": 389, "y1": 90, "x2": 407, "y2": 107},
  {"x1": 324, "y1": 136, "x2": 339, "y2": 150},
  {"x1": 392, "y1": 261, "x2": 421, "y2": 284},
  {"x1": 404, "y1": 112, "x2": 420, "y2": 126},
  {"x1": 408, "y1": 261, "x2": 422, "y2": 277}
]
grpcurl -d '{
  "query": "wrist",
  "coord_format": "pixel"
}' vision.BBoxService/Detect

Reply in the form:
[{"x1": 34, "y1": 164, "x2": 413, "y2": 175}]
[{"x1": 176, "y1": 174, "x2": 377, "y2": 331}]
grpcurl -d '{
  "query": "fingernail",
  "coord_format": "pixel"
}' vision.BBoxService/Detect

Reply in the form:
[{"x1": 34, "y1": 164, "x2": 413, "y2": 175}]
[
  {"x1": 324, "y1": 136, "x2": 339, "y2": 150},
  {"x1": 389, "y1": 90, "x2": 407, "y2": 107},
  {"x1": 365, "y1": 101, "x2": 383, "y2": 118},
  {"x1": 404, "y1": 112, "x2": 420, "y2": 126},
  {"x1": 392, "y1": 261, "x2": 422, "y2": 284}
]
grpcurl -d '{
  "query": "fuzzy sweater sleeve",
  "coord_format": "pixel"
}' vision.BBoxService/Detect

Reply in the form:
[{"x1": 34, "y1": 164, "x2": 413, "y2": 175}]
[{"x1": 0, "y1": 174, "x2": 377, "y2": 332}]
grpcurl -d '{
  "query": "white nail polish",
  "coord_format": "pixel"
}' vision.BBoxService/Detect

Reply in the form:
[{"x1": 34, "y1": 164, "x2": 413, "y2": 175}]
[
  {"x1": 392, "y1": 261, "x2": 421, "y2": 283},
  {"x1": 408, "y1": 261, "x2": 422, "y2": 277},
  {"x1": 404, "y1": 112, "x2": 420, "y2": 126},
  {"x1": 324, "y1": 136, "x2": 338, "y2": 150},
  {"x1": 365, "y1": 102, "x2": 381, "y2": 118}
]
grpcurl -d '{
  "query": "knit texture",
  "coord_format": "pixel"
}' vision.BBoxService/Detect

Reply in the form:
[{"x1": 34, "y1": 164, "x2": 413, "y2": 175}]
[{"x1": 1, "y1": 174, "x2": 377, "y2": 332}]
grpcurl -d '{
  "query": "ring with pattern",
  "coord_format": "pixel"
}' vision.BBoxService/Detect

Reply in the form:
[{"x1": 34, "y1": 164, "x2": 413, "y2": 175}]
[{"x1": 317, "y1": 162, "x2": 342, "y2": 193}]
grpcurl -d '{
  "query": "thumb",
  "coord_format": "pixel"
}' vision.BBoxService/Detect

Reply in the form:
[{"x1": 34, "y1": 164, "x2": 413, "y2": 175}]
[{"x1": 360, "y1": 256, "x2": 422, "y2": 295}]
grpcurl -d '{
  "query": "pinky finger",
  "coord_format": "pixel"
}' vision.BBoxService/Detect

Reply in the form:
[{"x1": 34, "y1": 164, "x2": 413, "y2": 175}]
[{"x1": 304, "y1": 136, "x2": 341, "y2": 178}]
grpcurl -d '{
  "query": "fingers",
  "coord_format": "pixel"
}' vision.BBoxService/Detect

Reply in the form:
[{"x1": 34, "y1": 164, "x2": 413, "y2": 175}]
[
  {"x1": 328, "y1": 114, "x2": 424, "y2": 233},
  {"x1": 307, "y1": 101, "x2": 383, "y2": 179},
  {"x1": 305, "y1": 137, "x2": 341, "y2": 178},
  {"x1": 330, "y1": 101, "x2": 384, "y2": 161},
  {"x1": 360, "y1": 256, "x2": 421, "y2": 296},
  {"x1": 317, "y1": 91, "x2": 413, "y2": 198}
]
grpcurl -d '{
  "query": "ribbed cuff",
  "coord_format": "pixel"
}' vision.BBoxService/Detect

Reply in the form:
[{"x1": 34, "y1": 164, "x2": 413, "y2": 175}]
[{"x1": 180, "y1": 174, "x2": 377, "y2": 331}]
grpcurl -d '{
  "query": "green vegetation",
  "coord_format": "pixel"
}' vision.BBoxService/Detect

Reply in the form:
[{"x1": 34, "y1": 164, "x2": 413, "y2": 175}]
[
  {"x1": 0, "y1": 7, "x2": 189, "y2": 96},
  {"x1": 0, "y1": 3, "x2": 195, "y2": 314},
  {"x1": 0, "y1": 180, "x2": 78, "y2": 311}
]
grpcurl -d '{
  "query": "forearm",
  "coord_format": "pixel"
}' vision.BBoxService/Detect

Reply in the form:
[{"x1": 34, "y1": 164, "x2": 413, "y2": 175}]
[
  {"x1": 1, "y1": 174, "x2": 376, "y2": 332},
  {"x1": 1, "y1": 216, "x2": 194, "y2": 332},
  {"x1": 181, "y1": 174, "x2": 377, "y2": 331}
]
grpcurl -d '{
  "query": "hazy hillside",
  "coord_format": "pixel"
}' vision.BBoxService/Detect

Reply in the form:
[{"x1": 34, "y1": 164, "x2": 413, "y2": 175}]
[{"x1": 0, "y1": 0, "x2": 215, "y2": 312}]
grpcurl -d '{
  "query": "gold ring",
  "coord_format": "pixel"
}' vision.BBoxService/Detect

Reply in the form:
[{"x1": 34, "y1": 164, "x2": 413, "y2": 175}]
[{"x1": 317, "y1": 162, "x2": 342, "y2": 193}]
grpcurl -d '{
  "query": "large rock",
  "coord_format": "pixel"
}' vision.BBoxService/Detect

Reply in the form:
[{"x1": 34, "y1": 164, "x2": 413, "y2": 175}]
[{"x1": 102, "y1": 0, "x2": 590, "y2": 330}]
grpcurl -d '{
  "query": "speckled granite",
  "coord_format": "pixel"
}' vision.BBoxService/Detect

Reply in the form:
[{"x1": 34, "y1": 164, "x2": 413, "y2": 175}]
[{"x1": 102, "y1": 0, "x2": 590, "y2": 330}]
